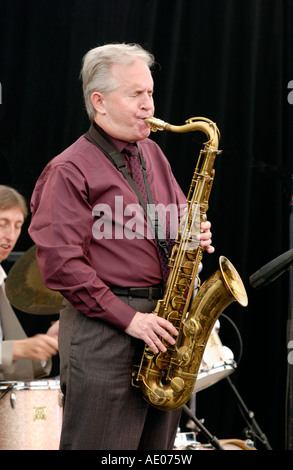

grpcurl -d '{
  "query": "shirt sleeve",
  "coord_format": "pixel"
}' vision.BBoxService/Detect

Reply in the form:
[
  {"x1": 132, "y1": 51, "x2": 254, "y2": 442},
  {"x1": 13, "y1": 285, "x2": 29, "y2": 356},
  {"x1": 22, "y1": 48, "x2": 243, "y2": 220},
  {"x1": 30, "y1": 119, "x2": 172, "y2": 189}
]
[
  {"x1": 0, "y1": 340, "x2": 14, "y2": 367},
  {"x1": 29, "y1": 163, "x2": 137, "y2": 331}
]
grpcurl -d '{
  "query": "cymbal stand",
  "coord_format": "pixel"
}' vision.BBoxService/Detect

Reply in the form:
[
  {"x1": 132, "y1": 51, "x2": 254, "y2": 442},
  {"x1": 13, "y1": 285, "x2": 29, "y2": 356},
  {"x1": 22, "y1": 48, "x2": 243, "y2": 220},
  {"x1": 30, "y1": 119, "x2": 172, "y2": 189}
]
[
  {"x1": 183, "y1": 404, "x2": 225, "y2": 450},
  {"x1": 226, "y1": 376, "x2": 272, "y2": 450}
]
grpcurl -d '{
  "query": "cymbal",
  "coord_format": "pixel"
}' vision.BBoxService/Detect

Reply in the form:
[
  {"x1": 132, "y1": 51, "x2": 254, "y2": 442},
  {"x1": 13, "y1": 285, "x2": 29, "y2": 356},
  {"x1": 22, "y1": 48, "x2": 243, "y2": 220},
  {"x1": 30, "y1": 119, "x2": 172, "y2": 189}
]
[{"x1": 5, "y1": 245, "x2": 63, "y2": 315}]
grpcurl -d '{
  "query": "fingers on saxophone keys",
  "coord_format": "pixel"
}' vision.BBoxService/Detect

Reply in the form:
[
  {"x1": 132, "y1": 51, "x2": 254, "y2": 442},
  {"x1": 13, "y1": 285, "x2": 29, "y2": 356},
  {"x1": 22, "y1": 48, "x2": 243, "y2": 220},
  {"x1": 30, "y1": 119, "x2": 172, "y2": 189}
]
[
  {"x1": 158, "y1": 318, "x2": 178, "y2": 338},
  {"x1": 200, "y1": 221, "x2": 211, "y2": 231},
  {"x1": 198, "y1": 221, "x2": 214, "y2": 252},
  {"x1": 154, "y1": 321, "x2": 178, "y2": 353},
  {"x1": 206, "y1": 244, "x2": 215, "y2": 254},
  {"x1": 146, "y1": 318, "x2": 177, "y2": 353},
  {"x1": 148, "y1": 336, "x2": 171, "y2": 354},
  {"x1": 199, "y1": 229, "x2": 212, "y2": 241},
  {"x1": 148, "y1": 337, "x2": 164, "y2": 354}
]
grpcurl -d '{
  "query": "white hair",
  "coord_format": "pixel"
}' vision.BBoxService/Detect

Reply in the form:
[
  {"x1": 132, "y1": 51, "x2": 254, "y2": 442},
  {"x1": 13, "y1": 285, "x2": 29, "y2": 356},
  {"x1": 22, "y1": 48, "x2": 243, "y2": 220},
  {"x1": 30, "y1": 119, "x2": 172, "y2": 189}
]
[{"x1": 80, "y1": 43, "x2": 155, "y2": 120}]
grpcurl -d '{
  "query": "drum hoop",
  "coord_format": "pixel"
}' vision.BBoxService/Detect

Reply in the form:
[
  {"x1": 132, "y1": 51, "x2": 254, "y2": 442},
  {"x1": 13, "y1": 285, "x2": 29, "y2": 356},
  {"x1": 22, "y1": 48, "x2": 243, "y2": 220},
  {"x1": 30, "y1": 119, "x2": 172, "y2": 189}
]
[
  {"x1": 194, "y1": 360, "x2": 237, "y2": 393},
  {"x1": 0, "y1": 379, "x2": 60, "y2": 391},
  {"x1": 198, "y1": 359, "x2": 237, "y2": 374}
]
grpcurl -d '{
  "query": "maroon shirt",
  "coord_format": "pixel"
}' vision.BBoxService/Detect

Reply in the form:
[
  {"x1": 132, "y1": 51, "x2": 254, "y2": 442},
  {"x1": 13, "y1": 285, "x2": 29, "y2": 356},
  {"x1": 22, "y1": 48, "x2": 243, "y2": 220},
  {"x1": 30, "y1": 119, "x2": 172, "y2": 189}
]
[{"x1": 29, "y1": 128, "x2": 186, "y2": 330}]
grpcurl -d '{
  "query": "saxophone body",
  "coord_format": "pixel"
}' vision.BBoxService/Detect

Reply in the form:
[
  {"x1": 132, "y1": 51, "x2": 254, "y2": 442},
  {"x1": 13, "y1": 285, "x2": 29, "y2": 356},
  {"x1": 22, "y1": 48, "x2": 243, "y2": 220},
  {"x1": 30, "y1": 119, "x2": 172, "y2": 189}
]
[{"x1": 132, "y1": 117, "x2": 248, "y2": 411}]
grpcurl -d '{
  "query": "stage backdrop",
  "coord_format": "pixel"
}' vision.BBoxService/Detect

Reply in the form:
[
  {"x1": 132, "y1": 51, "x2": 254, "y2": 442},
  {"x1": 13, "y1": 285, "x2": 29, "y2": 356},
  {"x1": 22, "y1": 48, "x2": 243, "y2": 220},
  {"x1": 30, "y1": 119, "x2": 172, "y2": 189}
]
[{"x1": 1, "y1": 0, "x2": 292, "y2": 450}]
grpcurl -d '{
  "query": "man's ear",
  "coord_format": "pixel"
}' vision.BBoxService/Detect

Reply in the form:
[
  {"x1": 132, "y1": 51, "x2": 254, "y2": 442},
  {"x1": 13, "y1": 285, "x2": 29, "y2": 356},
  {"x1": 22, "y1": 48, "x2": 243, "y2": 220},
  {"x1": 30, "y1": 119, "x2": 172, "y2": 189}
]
[{"x1": 91, "y1": 92, "x2": 106, "y2": 115}]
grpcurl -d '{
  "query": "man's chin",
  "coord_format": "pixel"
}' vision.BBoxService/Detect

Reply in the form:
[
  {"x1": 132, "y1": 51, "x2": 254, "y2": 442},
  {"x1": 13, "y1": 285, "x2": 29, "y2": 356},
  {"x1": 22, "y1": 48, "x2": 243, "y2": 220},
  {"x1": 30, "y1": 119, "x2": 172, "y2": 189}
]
[
  {"x1": 136, "y1": 126, "x2": 151, "y2": 141},
  {"x1": 0, "y1": 250, "x2": 12, "y2": 263}
]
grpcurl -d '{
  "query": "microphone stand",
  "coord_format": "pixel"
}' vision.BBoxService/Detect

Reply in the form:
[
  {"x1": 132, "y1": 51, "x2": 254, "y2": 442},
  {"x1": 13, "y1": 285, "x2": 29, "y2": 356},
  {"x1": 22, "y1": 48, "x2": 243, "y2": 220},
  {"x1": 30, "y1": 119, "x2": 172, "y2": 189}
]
[
  {"x1": 183, "y1": 404, "x2": 225, "y2": 450},
  {"x1": 225, "y1": 376, "x2": 272, "y2": 450}
]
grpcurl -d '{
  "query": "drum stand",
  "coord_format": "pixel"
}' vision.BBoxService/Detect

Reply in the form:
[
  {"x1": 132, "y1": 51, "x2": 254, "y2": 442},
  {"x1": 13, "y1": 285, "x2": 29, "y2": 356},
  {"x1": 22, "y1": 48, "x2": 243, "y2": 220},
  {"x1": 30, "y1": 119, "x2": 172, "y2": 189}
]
[
  {"x1": 226, "y1": 376, "x2": 272, "y2": 450},
  {"x1": 183, "y1": 404, "x2": 225, "y2": 450}
]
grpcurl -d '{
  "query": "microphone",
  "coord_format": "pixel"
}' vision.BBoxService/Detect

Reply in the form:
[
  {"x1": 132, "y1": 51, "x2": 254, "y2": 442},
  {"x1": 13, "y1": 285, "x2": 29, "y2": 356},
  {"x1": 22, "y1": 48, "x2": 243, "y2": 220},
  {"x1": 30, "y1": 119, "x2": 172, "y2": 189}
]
[{"x1": 249, "y1": 248, "x2": 293, "y2": 288}]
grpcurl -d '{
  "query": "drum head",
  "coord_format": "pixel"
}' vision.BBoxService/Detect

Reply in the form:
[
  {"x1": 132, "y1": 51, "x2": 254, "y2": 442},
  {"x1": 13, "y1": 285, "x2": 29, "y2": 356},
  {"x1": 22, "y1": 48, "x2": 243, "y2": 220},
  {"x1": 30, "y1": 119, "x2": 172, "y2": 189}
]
[{"x1": 194, "y1": 360, "x2": 237, "y2": 393}]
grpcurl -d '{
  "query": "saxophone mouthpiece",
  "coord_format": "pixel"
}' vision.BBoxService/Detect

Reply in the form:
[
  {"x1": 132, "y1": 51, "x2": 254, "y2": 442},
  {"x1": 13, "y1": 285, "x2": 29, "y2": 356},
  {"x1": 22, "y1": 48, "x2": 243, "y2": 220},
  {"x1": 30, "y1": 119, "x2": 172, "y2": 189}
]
[{"x1": 144, "y1": 117, "x2": 166, "y2": 132}]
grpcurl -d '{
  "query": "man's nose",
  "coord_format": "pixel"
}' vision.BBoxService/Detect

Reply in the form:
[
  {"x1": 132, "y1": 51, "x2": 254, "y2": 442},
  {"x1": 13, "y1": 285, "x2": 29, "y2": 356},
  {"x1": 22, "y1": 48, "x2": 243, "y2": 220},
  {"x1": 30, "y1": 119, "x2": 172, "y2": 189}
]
[
  {"x1": 140, "y1": 93, "x2": 154, "y2": 110},
  {"x1": 3, "y1": 224, "x2": 18, "y2": 241}
]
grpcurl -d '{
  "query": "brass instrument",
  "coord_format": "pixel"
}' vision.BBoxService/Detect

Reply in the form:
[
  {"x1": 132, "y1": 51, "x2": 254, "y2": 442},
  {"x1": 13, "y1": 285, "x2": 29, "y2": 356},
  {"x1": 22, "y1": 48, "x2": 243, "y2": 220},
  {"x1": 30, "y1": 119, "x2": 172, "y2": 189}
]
[{"x1": 132, "y1": 116, "x2": 248, "y2": 411}]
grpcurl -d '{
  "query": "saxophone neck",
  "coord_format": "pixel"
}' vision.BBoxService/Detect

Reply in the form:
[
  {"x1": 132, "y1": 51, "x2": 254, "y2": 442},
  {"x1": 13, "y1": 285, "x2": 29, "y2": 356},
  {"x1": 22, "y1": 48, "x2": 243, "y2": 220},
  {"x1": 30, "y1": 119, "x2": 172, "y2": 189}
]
[{"x1": 144, "y1": 116, "x2": 221, "y2": 150}]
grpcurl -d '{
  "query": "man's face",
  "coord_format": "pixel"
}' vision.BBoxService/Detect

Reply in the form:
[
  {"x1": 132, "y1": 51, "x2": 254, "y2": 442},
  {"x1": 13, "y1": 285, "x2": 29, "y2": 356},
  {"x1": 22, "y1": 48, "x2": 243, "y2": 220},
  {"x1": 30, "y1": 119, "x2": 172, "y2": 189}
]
[
  {"x1": 92, "y1": 59, "x2": 155, "y2": 143},
  {"x1": 0, "y1": 207, "x2": 24, "y2": 262}
]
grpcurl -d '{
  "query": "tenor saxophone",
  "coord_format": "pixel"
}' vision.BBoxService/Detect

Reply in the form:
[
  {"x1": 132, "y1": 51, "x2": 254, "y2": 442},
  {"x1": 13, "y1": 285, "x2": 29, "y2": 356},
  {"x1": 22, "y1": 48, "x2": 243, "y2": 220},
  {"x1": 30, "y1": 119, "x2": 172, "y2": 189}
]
[{"x1": 132, "y1": 116, "x2": 248, "y2": 411}]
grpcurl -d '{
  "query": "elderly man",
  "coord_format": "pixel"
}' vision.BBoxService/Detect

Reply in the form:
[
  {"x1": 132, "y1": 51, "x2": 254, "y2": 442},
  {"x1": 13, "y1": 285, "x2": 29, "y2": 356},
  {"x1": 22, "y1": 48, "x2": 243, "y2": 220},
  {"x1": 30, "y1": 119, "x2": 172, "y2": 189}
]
[{"x1": 29, "y1": 43, "x2": 214, "y2": 450}]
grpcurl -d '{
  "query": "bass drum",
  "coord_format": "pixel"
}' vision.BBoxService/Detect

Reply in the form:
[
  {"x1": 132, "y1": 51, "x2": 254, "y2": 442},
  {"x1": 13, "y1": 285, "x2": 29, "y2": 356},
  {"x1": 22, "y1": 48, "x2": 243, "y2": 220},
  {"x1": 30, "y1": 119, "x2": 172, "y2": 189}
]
[
  {"x1": 0, "y1": 379, "x2": 63, "y2": 450},
  {"x1": 194, "y1": 322, "x2": 237, "y2": 393}
]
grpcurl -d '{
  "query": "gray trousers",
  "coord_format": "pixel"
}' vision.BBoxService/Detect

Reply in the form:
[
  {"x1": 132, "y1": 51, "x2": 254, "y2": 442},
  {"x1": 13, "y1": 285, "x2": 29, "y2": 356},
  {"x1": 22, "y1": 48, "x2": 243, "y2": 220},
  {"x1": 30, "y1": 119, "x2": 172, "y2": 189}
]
[{"x1": 59, "y1": 296, "x2": 182, "y2": 450}]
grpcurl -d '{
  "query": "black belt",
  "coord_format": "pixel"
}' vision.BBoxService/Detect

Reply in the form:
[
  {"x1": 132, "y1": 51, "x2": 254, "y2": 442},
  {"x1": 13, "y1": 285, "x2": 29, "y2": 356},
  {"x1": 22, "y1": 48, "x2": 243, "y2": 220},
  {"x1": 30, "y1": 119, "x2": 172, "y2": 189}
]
[{"x1": 111, "y1": 285, "x2": 163, "y2": 300}]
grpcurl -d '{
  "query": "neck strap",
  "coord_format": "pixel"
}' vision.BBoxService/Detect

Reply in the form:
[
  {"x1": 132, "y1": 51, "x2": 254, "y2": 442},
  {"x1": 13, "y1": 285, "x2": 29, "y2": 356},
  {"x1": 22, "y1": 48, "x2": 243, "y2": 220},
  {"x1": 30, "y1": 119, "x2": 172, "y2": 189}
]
[{"x1": 85, "y1": 123, "x2": 169, "y2": 260}]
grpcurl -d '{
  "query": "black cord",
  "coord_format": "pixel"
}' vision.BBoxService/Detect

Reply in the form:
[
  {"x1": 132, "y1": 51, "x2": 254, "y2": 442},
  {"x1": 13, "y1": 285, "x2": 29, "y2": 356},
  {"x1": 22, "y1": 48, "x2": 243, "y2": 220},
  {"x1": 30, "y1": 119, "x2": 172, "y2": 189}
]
[
  {"x1": 0, "y1": 384, "x2": 14, "y2": 401},
  {"x1": 220, "y1": 313, "x2": 244, "y2": 365}
]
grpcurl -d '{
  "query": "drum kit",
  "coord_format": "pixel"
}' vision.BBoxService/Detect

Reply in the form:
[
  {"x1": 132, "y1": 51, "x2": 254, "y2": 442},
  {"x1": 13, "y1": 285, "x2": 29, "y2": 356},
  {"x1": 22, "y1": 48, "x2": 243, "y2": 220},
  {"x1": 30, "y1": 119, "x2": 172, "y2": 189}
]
[{"x1": 1, "y1": 246, "x2": 267, "y2": 450}]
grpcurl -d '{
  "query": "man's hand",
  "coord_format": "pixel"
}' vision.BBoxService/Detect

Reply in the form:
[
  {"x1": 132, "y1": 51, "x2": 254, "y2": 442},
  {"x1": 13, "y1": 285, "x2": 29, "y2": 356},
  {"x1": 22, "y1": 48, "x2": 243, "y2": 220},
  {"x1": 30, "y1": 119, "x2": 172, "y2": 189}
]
[
  {"x1": 13, "y1": 334, "x2": 58, "y2": 361},
  {"x1": 46, "y1": 320, "x2": 59, "y2": 338},
  {"x1": 125, "y1": 221, "x2": 214, "y2": 353},
  {"x1": 125, "y1": 312, "x2": 178, "y2": 353},
  {"x1": 199, "y1": 220, "x2": 214, "y2": 253}
]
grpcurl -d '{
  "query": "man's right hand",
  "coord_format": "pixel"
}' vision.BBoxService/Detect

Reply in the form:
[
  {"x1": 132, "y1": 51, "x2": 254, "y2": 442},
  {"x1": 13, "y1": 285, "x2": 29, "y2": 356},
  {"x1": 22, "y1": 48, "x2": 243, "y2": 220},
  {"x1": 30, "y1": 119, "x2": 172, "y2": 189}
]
[
  {"x1": 13, "y1": 334, "x2": 58, "y2": 361},
  {"x1": 125, "y1": 312, "x2": 178, "y2": 353}
]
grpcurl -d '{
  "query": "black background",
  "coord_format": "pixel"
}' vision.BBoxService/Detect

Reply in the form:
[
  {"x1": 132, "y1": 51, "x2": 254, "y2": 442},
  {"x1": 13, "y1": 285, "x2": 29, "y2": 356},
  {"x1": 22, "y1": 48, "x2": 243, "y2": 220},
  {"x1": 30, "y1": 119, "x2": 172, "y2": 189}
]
[{"x1": 1, "y1": 0, "x2": 293, "y2": 450}]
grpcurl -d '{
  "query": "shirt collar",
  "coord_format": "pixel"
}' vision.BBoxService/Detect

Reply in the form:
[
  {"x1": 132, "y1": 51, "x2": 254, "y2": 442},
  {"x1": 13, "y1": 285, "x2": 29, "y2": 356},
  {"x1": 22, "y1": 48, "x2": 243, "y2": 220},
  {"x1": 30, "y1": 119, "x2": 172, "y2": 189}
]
[
  {"x1": 110, "y1": 136, "x2": 132, "y2": 153},
  {"x1": 0, "y1": 265, "x2": 7, "y2": 286},
  {"x1": 91, "y1": 121, "x2": 136, "y2": 153}
]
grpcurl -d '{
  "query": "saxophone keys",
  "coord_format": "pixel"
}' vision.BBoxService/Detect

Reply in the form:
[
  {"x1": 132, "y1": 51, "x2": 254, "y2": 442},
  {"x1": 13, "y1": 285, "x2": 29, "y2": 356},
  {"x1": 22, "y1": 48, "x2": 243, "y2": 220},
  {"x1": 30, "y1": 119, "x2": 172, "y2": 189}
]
[
  {"x1": 171, "y1": 295, "x2": 185, "y2": 310},
  {"x1": 183, "y1": 318, "x2": 203, "y2": 337},
  {"x1": 148, "y1": 388, "x2": 166, "y2": 406},
  {"x1": 155, "y1": 351, "x2": 171, "y2": 370},
  {"x1": 167, "y1": 310, "x2": 180, "y2": 322},
  {"x1": 176, "y1": 346, "x2": 191, "y2": 366},
  {"x1": 170, "y1": 377, "x2": 185, "y2": 393},
  {"x1": 182, "y1": 261, "x2": 194, "y2": 275},
  {"x1": 177, "y1": 278, "x2": 189, "y2": 291}
]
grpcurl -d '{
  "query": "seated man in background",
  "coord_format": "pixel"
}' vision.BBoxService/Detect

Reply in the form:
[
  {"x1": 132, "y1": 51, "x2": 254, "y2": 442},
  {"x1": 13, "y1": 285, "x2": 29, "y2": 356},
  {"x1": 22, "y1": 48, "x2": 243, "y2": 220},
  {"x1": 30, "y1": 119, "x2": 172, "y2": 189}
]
[{"x1": 0, "y1": 185, "x2": 58, "y2": 381}]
